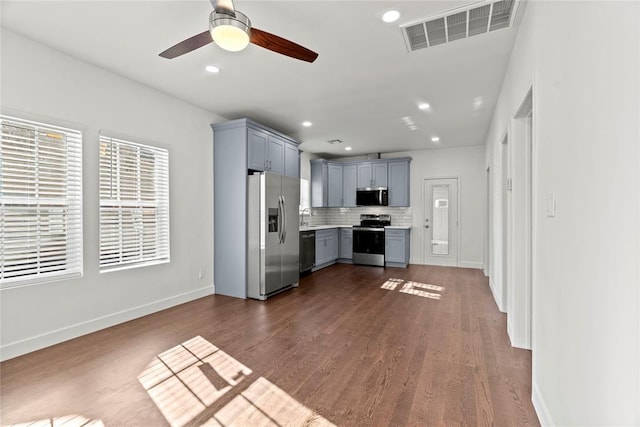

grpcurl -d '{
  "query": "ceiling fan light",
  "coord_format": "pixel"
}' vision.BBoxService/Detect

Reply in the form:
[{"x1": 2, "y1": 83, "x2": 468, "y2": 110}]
[{"x1": 210, "y1": 10, "x2": 251, "y2": 52}]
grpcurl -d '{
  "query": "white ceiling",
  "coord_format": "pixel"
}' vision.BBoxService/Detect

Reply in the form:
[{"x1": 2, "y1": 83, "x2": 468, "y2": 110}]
[{"x1": 0, "y1": 1, "x2": 518, "y2": 157}]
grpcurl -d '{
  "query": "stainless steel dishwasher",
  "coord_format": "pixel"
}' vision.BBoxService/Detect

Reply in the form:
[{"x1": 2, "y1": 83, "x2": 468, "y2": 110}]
[{"x1": 299, "y1": 230, "x2": 315, "y2": 273}]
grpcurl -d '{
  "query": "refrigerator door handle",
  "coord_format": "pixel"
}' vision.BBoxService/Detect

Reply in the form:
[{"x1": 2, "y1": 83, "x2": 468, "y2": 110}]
[
  {"x1": 282, "y1": 195, "x2": 287, "y2": 243},
  {"x1": 278, "y1": 196, "x2": 284, "y2": 244}
]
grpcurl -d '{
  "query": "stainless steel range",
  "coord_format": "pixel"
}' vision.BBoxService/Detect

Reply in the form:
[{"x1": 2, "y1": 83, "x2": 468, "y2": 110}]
[{"x1": 352, "y1": 214, "x2": 391, "y2": 267}]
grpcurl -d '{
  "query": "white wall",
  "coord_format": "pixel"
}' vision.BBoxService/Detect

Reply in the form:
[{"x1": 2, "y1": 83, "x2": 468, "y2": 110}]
[
  {"x1": 485, "y1": 1, "x2": 639, "y2": 425},
  {"x1": 385, "y1": 146, "x2": 485, "y2": 269},
  {"x1": 0, "y1": 29, "x2": 224, "y2": 360}
]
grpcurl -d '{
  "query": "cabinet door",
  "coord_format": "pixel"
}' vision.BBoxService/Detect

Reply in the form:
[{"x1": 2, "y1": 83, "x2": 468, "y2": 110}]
[
  {"x1": 248, "y1": 128, "x2": 268, "y2": 171},
  {"x1": 327, "y1": 163, "x2": 343, "y2": 207},
  {"x1": 342, "y1": 165, "x2": 357, "y2": 207},
  {"x1": 328, "y1": 230, "x2": 339, "y2": 261},
  {"x1": 372, "y1": 162, "x2": 388, "y2": 188},
  {"x1": 267, "y1": 135, "x2": 284, "y2": 174},
  {"x1": 388, "y1": 161, "x2": 410, "y2": 206},
  {"x1": 340, "y1": 229, "x2": 353, "y2": 259},
  {"x1": 357, "y1": 163, "x2": 373, "y2": 188},
  {"x1": 310, "y1": 160, "x2": 328, "y2": 208},
  {"x1": 315, "y1": 235, "x2": 327, "y2": 266},
  {"x1": 284, "y1": 142, "x2": 299, "y2": 178},
  {"x1": 385, "y1": 231, "x2": 406, "y2": 263}
]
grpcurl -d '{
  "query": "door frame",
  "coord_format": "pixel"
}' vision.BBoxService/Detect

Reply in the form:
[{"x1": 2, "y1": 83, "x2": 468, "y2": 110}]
[
  {"x1": 422, "y1": 176, "x2": 461, "y2": 267},
  {"x1": 508, "y1": 86, "x2": 535, "y2": 350}
]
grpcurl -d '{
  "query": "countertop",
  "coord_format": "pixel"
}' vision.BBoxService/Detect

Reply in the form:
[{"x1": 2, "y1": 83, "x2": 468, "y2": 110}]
[{"x1": 300, "y1": 225, "x2": 411, "y2": 231}]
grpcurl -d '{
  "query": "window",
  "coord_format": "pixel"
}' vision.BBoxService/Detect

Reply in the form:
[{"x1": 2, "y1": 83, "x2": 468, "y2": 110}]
[
  {"x1": 99, "y1": 135, "x2": 169, "y2": 271},
  {"x1": 0, "y1": 115, "x2": 83, "y2": 287}
]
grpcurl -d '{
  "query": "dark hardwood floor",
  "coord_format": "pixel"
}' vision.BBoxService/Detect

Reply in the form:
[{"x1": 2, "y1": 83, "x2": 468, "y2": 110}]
[{"x1": 0, "y1": 264, "x2": 540, "y2": 426}]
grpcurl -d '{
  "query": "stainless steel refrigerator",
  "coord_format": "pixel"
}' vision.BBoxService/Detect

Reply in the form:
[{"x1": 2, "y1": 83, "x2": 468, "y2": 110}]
[{"x1": 247, "y1": 172, "x2": 300, "y2": 300}]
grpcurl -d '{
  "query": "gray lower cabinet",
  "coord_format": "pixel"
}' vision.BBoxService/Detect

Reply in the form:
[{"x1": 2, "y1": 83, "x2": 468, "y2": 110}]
[
  {"x1": 339, "y1": 227, "x2": 353, "y2": 261},
  {"x1": 314, "y1": 228, "x2": 339, "y2": 269},
  {"x1": 385, "y1": 228, "x2": 410, "y2": 267}
]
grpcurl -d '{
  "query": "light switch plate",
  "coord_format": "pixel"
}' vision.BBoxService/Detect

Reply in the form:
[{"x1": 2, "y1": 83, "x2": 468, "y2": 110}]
[{"x1": 546, "y1": 192, "x2": 556, "y2": 217}]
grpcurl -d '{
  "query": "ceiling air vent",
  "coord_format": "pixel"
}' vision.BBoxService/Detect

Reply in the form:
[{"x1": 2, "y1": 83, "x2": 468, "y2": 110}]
[{"x1": 401, "y1": 0, "x2": 517, "y2": 52}]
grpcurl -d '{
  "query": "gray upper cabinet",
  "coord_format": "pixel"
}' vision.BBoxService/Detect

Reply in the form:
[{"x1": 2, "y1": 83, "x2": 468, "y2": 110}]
[
  {"x1": 311, "y1": 159, "x2": 328, "y2": 207},
  {"x1": 284, "y1": 142, "x2": 299, "y2": 178},
  {"x1": 267, "y1": 135, "x2": 284, "y2": 174},
  {"x1": 311, "y1": 157, "x2": 410, "y2": 208},
  {"x1": 248, "y1": 128, "x2": 268, "y2": 171},
  {"x1": 388, "y1": 160, "x2": 411, "y2": 207},
  {"x1": 247, "y1": 123, "x2": 297, "y2": 176},
  {"x1": 342, "y1": 164, "x2": 357, "y2": 207},
  {"x1": 327, "y1": 163, "x2": 343, "y2": 207},
  {"x1": 357, "y1": 162, "x2": 388, "y2": 188}
]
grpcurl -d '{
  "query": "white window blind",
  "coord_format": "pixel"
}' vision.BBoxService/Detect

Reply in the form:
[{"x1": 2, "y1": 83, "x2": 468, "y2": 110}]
[
  {"x1": 0, "y1": 115, "x2": 83, "y2": 287},
  {"x1": 99, "y1": 135, "x2": 169, "y2": 271}
]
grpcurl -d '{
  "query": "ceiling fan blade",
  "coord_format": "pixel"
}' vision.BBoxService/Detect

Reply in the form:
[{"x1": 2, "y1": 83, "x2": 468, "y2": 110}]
[
  {"x1": 250, "y1": 28, "x2": 318, "y2": 63},
  {"x1": 211, "y1": 0, "x2": 236, "y2": 17},
  {"x1": 159, "y1": 30, "x2": 213, "y2": 59}
]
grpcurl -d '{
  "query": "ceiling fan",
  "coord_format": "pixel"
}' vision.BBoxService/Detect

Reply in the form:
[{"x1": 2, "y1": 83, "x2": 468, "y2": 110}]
[{"x1": 159, "y1": 0, "x2": 318, "y2": 63}]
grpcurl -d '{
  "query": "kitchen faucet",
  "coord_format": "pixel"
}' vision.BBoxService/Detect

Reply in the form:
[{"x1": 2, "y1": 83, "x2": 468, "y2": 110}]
[{"x1": 300, "y1": 207, "x2": 312, "y2": 226}]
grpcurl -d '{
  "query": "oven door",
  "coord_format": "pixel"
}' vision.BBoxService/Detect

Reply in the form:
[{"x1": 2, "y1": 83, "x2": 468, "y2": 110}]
[{"x1": 352, "y1": 227, "x2": 385, "y2": 266}]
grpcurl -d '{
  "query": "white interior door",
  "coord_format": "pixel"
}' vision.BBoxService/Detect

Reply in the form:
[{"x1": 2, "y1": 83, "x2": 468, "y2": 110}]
[{"x1": 423, "y1": 178, "x2": 458, "y2": 266}]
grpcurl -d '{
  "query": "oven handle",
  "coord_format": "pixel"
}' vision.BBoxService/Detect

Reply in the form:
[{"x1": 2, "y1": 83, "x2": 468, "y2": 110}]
[{"x1": 353, "y1": 227, "x2": 385, "y2": 232}]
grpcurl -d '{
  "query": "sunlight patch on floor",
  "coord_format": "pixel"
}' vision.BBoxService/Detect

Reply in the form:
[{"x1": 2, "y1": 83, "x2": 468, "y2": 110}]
[
  {"x1": 138, "y1": 335, "x2": 252, "y2": 427},
  {"x1": 138, "y1": 335, "x2": 335, "y2": 427},
  {"x1": 381, "y1": 278, "x2": 444, "y2": 300},
  {"x1": 213, "y1": 377, "x2": 334, "y2": 426},
  {"x1": 381, "y1": 278, "x2": 403, "y2": 290}
]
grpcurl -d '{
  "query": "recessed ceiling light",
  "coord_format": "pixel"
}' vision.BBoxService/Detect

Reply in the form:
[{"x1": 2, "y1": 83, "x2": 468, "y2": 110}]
[
  {"x1": 345, "y1": 146, "x2": 352, "y2": 151},
  {"x1": 431, "y1": 136, "x2": 440, "y2": 142},
  {"x1": 205, "y1": 65, "x2": 220, "y2": 73},
  {"x1": 418, "y1": 102, "x2": 430, "y2": 110},
  {"x1": 302, "y1": 121, "x2": 312, "y2": 127},
  {"x1": 382, "y1": 10, "x2": 400, "y2": 23}
]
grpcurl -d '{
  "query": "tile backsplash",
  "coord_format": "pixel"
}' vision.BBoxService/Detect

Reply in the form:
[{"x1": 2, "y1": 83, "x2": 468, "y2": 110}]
[{"x1": 302, "y1": 207, "x2": 412, "y2": 226}]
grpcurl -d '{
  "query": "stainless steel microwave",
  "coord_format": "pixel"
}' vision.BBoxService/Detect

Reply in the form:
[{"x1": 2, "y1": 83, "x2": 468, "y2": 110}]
[{"x1": 356, "y1": 188, "x2": 388, "y2": 206}]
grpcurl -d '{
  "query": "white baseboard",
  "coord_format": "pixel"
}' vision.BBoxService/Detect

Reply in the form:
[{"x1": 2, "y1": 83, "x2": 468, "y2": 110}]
[
  {"x1": 0, "y1": 285, "x2": 214, "y2": 362},
  {"x1": 459, "y1": 261, "x2": 483, "y2": 269},
  {"x1": 532, "y1": 381, "x2": 554, "y2": 426},
  {"x1": 489, "y1": 277, "x2": 506, "y2": 312}
]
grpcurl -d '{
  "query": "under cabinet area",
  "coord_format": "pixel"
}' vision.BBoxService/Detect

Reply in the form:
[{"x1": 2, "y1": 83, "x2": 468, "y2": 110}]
[
  {"x1": 385, "y1": 228, "x2": 411, "y2": 268},
  {"x1": 311, "y1": 157, "x2": 411, "y2": 208}
]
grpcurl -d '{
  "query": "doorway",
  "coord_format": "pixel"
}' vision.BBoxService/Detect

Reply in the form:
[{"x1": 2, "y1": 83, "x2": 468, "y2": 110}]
[{"x1": 423, "y1": 178, "x2": 458, "y2": 266}]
